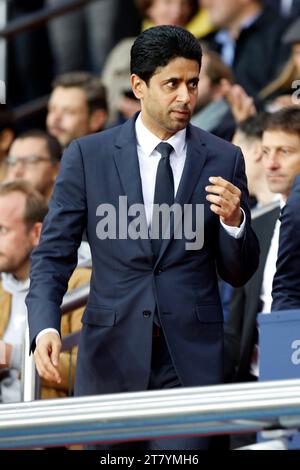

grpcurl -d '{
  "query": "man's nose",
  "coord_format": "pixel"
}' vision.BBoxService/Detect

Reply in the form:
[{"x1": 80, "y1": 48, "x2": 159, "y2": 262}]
[
  {"x1": 8, "y1": 161, "x2": 26, "y2": 178},
  {"x1": 48, "y1": 110, "x2": 62, "y2": 124},
  {"x1": 177, "y1": 84, "x2": 190, "y2": 104}
]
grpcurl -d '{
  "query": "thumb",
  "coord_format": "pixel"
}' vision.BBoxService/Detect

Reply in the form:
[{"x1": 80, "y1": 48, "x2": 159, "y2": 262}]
[{"x1": 50, "y1": 340, "x2": 61, "y2": 367}]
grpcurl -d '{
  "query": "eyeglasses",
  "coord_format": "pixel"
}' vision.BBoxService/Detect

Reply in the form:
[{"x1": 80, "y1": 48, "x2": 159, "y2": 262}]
[{"x1": 6, "y1": 155, "x2": 53, "y2": 166}]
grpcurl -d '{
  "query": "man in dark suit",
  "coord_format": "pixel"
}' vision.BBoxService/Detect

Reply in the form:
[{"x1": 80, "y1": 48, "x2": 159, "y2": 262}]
[
  {"x1": 26, "y1": 25, "x2": 259, "y2": 450},
  {"x1": 272, "y1": 174, "x2": 300, "y2": 310}
]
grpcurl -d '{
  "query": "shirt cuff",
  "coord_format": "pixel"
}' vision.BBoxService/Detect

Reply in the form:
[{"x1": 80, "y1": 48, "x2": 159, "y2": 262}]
[
  {"x1": 220, "y1": 208, "x2": 246, "y2": 239},
  {"x1": 36, "y1": 328, "x2": 60, "y2": 345}
]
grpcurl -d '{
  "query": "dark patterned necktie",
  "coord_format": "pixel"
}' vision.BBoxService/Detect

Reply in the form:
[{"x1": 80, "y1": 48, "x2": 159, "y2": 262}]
[{"x1": 151, "y1": 142, "x2": 174, "y2": 259}]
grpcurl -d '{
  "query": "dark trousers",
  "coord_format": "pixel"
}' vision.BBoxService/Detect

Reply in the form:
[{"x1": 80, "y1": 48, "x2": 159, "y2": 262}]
[{"x1": 88, "y1": 329, "x2": 211, "y2": 450}]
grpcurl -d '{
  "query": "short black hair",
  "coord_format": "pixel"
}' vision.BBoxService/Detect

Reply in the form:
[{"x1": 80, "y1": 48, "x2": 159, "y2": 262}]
[
  {"x1": 263, "y1": 106, "x2": 300, "y2": 137},
  {"x1": 130, "y1": 25, "x2": 202, "y2": 84},
  {"x1": 15, "y1": 129, "x2": 62, "y2": 163}
]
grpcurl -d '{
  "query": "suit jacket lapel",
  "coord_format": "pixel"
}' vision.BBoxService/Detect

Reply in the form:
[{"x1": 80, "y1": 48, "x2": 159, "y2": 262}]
[
  {"x1": 154, "y1": 125, "x2": 208, "y2": 266},
  {"x1": 113, "y1": 117, "x2": 152, "y2": 255}
]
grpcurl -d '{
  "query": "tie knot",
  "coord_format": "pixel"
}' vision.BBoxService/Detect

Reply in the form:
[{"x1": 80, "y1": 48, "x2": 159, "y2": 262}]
[{"x1": 156, "y1": 142, "x2": 173, "y2": 159}]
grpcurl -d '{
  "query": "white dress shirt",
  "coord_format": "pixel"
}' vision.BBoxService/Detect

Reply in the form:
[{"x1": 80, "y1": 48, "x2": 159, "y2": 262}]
[
  {"x1": 2, "y1": 273, "x2": 30, "y2": 371},
  {"x1": 37, "y1": 113, "x2": 246, "y2": 343},
  {"x1": 251, "y1": 198, "x2": 284, "y2": 377},
  {"x1": 260, "y1": 198, "x2": 285, "y2": 313}
]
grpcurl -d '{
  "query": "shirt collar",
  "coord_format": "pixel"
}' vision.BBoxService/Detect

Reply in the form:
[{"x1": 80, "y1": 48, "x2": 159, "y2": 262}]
[
  {"x1": 135, "y1": 112, "x2": 186, "y2": 158},
  {"x1": 1, "y1": 273, "x2": 30, "y2": 295}
]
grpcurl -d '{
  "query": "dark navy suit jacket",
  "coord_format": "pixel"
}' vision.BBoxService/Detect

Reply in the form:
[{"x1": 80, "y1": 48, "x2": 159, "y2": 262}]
[
  {"x1": 272, "y1": 174, "x2": 300, "y2": 310},
  {"x1": 26, "y1": 115, "x2": 259, "y2": 396}
]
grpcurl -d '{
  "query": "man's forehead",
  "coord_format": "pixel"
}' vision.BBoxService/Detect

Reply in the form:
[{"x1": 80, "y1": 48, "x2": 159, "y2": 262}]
[
  {"x1": 262, "y1": 130, "x2": 300, "y2": 145},
  {"x1": 155, "y1": 57, "x2": 200, "y2": 70},
  {"x1": 0, "y1": 192, "x2": 26, "y2": 220},
  {"x1": 10, "y1": 137, "x2": 49, "y2": 156},
  {"x1": 50, "y1": 86, "x2": 87, "y2": 104}
]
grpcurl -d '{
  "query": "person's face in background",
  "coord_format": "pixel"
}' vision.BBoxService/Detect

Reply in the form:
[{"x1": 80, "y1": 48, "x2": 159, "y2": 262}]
[
  {"x1": 6, "y1": 137, "x2": 60, "y2": 200},
  {"x1": 262, "y1": 129, "x2": 300, "y2": 201},
  {"x1": 47, "y1": 86, "x2": 107, "y2": 147},
  {"x1": 0, "y1": 191, "x2": 40, "y2": 281},
  {"x1": 147, "y1": 0, "x2": 195, "y2": 26},
  {"x1": 232, "y1": 130, "x2": 263, "y2": 195},
  {"x1": 196, "y1": 54, "x2": 214, "y2": 108},
  {"x1": 131, "y1": 57, "x2": 199, "y2": 140},
  {"x1": 47, "y1": 87, "x2": 93, "y2": 147},
  {"x1": 201, "y1": 0, "x2": 247, "y2": 28}
]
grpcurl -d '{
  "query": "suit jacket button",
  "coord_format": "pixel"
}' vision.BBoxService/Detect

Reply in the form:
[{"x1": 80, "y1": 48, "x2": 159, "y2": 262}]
[{"x1": 143, "y1": 310, "x2": 151, "y2": 318}]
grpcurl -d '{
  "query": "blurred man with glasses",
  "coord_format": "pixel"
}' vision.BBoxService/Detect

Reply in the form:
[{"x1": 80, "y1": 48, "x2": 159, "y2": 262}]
[{"x1": 5, "y1": 130, "x2": 61, "y2": 202}]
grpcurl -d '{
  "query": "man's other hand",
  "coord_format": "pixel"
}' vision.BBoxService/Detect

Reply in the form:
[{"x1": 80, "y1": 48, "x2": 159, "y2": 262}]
[
  {"x1": 34, "y1": 332, "x2": 62, "y2": 384},
  {"x1": 206, "y1": 176, "x2": 242, "y2": 227}
]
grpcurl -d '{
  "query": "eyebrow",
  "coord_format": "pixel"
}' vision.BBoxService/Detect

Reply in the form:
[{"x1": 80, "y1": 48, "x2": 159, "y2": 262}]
[{"x1": 162, "y1": 76, "x2": 199, "y2": 83}]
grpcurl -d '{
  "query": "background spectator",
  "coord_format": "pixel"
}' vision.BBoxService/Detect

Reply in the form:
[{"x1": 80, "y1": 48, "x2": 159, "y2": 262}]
[
  {"x1": 0, "y1": 181, "x2": 91, "y2": 403},
  {"x1": 191, "y1": 49, "x2": 235, "y2": 140},
  {"x1": 260, "y1": 17, "x2": 300, "y2": 109},
  {"x1": 46, "y1": 72, "x2": 108, "y2": 148},
  {"x1": 0, "y1": 106, "x2": 15, "y2": 182},
  {"x1": 232, "y1": 113, "x2": 274, "y2": 207},
  {"x1": 201, "y1": 0, "x2": 290, "y2": 97},
  {"x1": 5, "y1": 130, "x2": 61, "y2": 201}
]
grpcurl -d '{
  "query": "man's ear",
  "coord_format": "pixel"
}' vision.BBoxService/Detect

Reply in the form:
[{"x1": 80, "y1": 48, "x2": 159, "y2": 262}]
[
  {"x1": 89, "y1": 109, "x2": 107, "y2": 133},
  {"x1": 0, "y1": 128, "x2": 14, "y2": 157},
  {"x1": 253, "y1": 141, "x2": 263, "y2": 162},
  {"x1": 30, "y1": 222, "x2": 43, "y2": 248},
  {"x1": 130, "y1": 74, "x2": 145, "y2": 100}
]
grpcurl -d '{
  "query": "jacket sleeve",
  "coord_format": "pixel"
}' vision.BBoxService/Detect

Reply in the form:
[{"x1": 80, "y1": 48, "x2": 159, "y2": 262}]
[
  {"x1": 26, "y1": 140, "x2": 87, "y2": 351},
  {"x1": 272, "y1": 175, "x2": 300, "y2": 310}
]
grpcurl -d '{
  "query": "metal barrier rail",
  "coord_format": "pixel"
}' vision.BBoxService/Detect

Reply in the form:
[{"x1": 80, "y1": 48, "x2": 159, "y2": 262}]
[
  {"x1": 0, "y1": 0, "x2": 98, "y2": 39},
  {"x1": 2, "y1": 379, "x2": 300, "y2": 448}
]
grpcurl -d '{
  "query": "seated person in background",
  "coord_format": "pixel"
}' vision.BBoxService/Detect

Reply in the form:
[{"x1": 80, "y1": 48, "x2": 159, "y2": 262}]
[
  {"x1": 5, "y1": 130, "x2": 61, "y2": 202},
  {"x1": 46, "y1": 72, "x2": 108, "y2": 148},
  {"x1": 5, "y1": 130, "x2": 91, "y2": 268},
  {"x1": 225, "y1": 107, "x2": 300, "y2": 386},
  {"x1": 191, "y1": 49, "x2": 235, "y2": 140},
  {"x1": 0, "y1": 182, "x2": 91, "y2": 403},
  {"x1": 201, "y1": 0, "x2": 290, "y2": 98},
  {"x1": 232, "y1": 113, "x2": 274, "y2": 208},
  {"x1": 259, "y1": 17, "x2": 300, "y2": 111}
]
